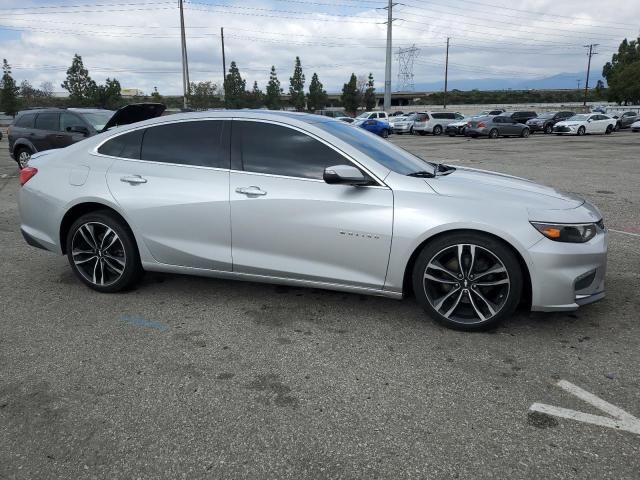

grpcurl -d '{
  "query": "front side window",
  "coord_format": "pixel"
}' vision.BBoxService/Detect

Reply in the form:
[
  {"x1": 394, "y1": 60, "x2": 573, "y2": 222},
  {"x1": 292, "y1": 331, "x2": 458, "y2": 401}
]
[
  {"x1": 141, "y1": 121, "x2": 229, "y2": 168},
  {"x1": 235, "y1": 121, "x2": 349, "y2": 180},
  {"x1": 60, "y1": 112, "x2": 83, "y2": 132},
  {"x1": 34, "y1": 113, "x2": 59, "y2": 131}
]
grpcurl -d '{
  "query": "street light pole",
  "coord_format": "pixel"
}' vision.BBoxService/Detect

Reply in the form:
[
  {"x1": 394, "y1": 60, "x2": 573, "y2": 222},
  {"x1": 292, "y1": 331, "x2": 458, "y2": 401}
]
[
  {"x1": 383, "y1": 0, "x2": 394, "y2": 112},
  {"x1": 179, "y1": 0, "x2": 190, "y2": 109}
]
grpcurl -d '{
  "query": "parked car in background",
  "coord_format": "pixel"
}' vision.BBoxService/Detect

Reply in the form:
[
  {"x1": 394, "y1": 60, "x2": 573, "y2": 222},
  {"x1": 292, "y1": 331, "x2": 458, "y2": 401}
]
[
  {"x1": 631, "y1": 120, "x2": 640, "y2": 132},
  {"x1": 18, "y1": 110, "x2": 608, "y2": 331},
  {"x1": 553, "y1": 114, "x2": 616, "y2": 136},
  {"x1": 526, "y1": 111, "x2": 575, "y2": 134},
  {"x1": 413, "y1": 112, "x2": 465, "y2": 136},
  {"x1": 355, "y1": 118, "x2": 391, "y2": 138},
  {"x1": 355, "y1": 111, "x2": 389, "y2": 123},
  {"x1": 391, "y1": 111, "x2": 405, "y2": 116},
  {"x1": 391, "y1": 113, "x2": 418, "y2": 135},
  {"x1": 445, "y1": 116, "x2": 473, "y2": 136},
  {"x1": 8, "y1": 104, "x2": 165, "y2": 169},
  {"x1": 336, "y1": 116, "x2": 355, "y2": 124},
  {"x1": 466, "y1": 115, "x2": 530, "y2": 138},
  {"x1": 315, "y1": 110, "x2": 348, "y2": 118},
  {"x1": 499, "y1": 111, "x2": 538, "y2": 124},
  {"x1": 478, "y1": 109, "x2": 506, "y2": 116},
  {"x1": 610, "y1": 111, "x2": 639, "y2": 130}
]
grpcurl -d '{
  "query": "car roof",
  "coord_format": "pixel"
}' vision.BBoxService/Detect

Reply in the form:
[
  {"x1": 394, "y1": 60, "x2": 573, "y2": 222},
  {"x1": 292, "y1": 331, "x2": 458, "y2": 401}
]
[{"x1": 16, "y1": 107, "x2": 114, "y2": 115}]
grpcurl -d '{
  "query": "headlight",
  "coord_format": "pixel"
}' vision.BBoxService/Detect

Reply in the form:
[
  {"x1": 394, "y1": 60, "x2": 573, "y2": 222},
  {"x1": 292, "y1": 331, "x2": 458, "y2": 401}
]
[{"x1": 531, "y1": 222, "x2": 601, "y2": 243}]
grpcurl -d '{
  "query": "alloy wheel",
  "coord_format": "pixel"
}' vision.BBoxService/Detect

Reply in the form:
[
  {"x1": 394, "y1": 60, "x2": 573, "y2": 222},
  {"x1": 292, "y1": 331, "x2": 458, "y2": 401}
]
[
  {"x1": 17, "y1": 150, "x2": 31, "y2": 169},
  {"x1": 422, "y1": 244, "x2": 510, "y2": 325},
  {"x1": 71, "y1": 222, "x2": 127, "y2": 287}
]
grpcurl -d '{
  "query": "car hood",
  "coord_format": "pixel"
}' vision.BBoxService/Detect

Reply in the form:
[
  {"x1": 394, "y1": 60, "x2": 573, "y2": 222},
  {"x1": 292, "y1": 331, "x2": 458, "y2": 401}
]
[
  {"x1": 101, "y1": 103, "x2": 166, "y2": 132},
  {"x1": 427, "y1": 166, "x2": 584, "y2": 210},
  {"x1": 554, "y1": 120, "x2": 583, "y2": 127}
]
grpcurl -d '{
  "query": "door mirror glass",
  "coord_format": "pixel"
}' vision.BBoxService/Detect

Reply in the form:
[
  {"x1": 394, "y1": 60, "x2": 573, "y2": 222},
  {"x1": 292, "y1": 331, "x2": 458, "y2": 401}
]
[
  {"x1": 323, "y1": 165, "x2": 371, "y2": 186},
  {"x1": 68, "y1": 125, "x2": 90, "y2": 135}
]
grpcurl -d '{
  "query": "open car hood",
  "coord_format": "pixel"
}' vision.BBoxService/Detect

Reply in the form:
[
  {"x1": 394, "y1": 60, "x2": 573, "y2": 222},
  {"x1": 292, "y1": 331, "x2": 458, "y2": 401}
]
[{"x1": 101, "y1": 103, "x2": 166, "y2": 132}]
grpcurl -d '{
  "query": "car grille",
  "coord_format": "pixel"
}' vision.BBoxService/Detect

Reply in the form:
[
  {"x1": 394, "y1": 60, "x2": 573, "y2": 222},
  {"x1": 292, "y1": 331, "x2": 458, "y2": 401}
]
[{"x1": 554, "y1": 126, "x2": 571, "y2": 132}]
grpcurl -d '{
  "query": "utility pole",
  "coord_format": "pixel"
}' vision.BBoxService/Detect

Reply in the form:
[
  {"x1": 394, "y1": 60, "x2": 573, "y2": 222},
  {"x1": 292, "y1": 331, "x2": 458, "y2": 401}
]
[
  {"x1": 221, "y1": 27, "x2": 226, "y2": 97},
  {"x1": 179, "y1": 0, "x2": 190, "y2": 109},
  {"x1": 583, "y1": 43, "x2": 599, "y2": 108},
  {"x1": 383, "y1": 0, "x2": 396, "y2": 112},
  {"x1": 444, "y1": 37, "x2": 450, "y2": 109}
]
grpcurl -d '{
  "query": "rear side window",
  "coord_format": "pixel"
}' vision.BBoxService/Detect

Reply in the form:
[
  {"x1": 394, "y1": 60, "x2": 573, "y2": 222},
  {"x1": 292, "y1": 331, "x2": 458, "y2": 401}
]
[
  {"x1": 98, "y1": 129, "x2": 144, "y2": 159},
  {"x1": 234, "y1": 121, "x2": 348, "y2": 180},
  {"x1": 140, "y1": 120, "x2": 229, "y2": 168},
  {"x1": 14, "y1": 114, "x2": 35, "y2": 128},
  {"x1": 35, "y1": 113, "x2": 59, "y2": 131}
]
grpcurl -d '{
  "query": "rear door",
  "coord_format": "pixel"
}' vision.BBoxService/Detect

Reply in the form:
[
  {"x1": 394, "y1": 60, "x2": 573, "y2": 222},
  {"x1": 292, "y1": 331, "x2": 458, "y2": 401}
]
[
  {"x1": 104, "y1": 119, "x2": 233, "y2": 271},
  {"x1": 32, "y1": 112, "x2": 60, "y2": 152},
  {"x1": 229, "y1": 119, "x2": 393, "y2": 289}
]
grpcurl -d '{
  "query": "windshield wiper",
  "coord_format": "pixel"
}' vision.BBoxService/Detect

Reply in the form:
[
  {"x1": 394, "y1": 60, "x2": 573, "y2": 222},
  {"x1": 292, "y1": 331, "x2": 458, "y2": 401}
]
[{"x1": 407, "y1": 170, "x2": 435, "y2": 178}]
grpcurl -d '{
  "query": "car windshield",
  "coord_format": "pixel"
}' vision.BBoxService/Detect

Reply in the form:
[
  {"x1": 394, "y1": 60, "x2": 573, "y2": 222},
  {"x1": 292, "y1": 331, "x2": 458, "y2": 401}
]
[
  {"x1": 356, "y1": 112, "x2": 371, "y2": 119},
  {"x1": 568, "y1": 114, "x2": 590, "y2": 121},
  {"x1": 78, "y1": 111, "x2": 114, "y2": 130},
  {"x1": 315, "y1": 120, "x2": 434, "y2": 175},
  {"x1": 538, "y1": 112, "x2": 556, "y2": 119}
]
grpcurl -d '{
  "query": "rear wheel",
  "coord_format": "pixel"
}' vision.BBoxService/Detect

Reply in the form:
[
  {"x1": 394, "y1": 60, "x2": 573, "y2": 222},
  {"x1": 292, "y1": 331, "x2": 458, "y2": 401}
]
[
  {"x1": 433, "y1": 125, "x2": 443, "y2": 136},
  {"x1": 66, "y1": 211, "x2": 143, "y2": 293},
  {"x1": 412, "y1": 232, "x2": 523, "y2": 331},
  {"x1": 15, "y1": 147, "x2": 32, "y2": 169},
  {"x1": 488, "y1": 129, "x2": 499, "y2": 139},
  {"x1": 577, "y1": 126, "x2": 586, "y2": 136}
]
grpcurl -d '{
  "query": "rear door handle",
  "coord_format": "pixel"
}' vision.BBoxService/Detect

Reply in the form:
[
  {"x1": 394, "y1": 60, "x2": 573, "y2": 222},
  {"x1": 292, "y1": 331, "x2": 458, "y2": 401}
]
[
  {"x1": 120, "y1": 175, "x2": 148, "y2": 185},
  {"x1": 235, "y1": 186, "x2": 267, "y2": 196}
]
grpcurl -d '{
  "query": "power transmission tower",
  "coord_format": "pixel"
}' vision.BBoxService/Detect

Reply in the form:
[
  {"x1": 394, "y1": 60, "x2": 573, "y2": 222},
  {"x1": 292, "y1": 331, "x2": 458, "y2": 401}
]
[
  {"x1": 396, "y1": 44, "x2": 419, "y2": 91},
  {"x1": 179, "y1": 0, "x2": 190, "y2": 109},
  {"x1": 444, "y1": 37, "x2": 450, "y2": 109},
  {"x1": 583, "y1": 43, "x2": 599, "y2": 107},
  {"x1": 381, "y1": 0, "x2": 398, "y2": 112}
]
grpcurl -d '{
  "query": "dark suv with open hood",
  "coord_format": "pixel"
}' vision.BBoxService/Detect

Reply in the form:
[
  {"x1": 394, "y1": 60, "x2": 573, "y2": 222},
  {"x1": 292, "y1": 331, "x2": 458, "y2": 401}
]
[{"x1": 8, "y1": 103, "x2": 165, "y2": 168}]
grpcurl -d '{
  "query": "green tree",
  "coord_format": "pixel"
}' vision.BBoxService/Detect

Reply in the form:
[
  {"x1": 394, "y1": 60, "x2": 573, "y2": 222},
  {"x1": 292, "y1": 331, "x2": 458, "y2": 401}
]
[
  {"x1": 341, "y1": 73, "x2": 359, "y2": 116},
  {"x1": 224, "y1": 61, "x2": 246, "y2": 109},
  {"x1": 189, "y1": 81, "x2": 220, "y2": 109},
  {"x1": 306, "y1": 72, "x2": 328, "y2": 112},
  {"x1": 608, "y1": 62, "x2": 640, "y2": 105},
  {"x1": 247, "y1": 81, "x2": 264, "y2": 108},
  {"x1": 603, "y1": 37, "x2": 640, "y2": 104},
  {"x1": 61, "y1": 54, "x2": 97, "y2": 105},
  {"x1": 265, "y1": 66, "x2": 283, "y2": 110},
  {"x1": 0, "y1": 59, "x2": 20, "y2": 117},
  {"x1": 289, "y1": 56, "x2": 306, "y2": 111},
  {"x1": 91, "y1": 78, "x2": 122, "y2": 109},
  {"x1": 363, "y1": 72, "x2": 376, "y2": 110}
]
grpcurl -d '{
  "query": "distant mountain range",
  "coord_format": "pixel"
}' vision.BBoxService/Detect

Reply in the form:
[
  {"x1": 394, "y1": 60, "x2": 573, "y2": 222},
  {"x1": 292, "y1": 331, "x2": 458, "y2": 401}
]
[{"x1": 407, "y1": 72, "x2": 606, "y2": 92}]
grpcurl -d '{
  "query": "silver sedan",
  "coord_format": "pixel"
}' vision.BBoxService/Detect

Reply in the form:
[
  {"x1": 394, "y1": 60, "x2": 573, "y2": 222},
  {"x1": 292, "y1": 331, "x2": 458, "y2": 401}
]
[{"x1": 17, "y1": 111, "x2": 607, "y2": 331}]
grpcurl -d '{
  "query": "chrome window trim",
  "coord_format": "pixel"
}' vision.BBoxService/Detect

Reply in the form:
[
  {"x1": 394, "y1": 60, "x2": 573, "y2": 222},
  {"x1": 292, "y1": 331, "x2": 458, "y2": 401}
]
[{"x1": 231, "y1": 118, "x2": 388, "y2": 188}]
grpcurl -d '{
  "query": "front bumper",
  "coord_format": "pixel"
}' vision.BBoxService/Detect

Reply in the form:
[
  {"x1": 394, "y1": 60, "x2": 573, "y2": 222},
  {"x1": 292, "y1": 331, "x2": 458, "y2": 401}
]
[
  {"x1": 445, "y1": 125, "x2": 466, "y2": 135},
  {"x1": 527, "y1": 123, "x2": 545, "y2": 132},
  {"x1": 528, "y1": 230, "x2": 608, "y2": 312},
  {"x1": 393, "y1": 124, "x2": 412, "y2": 133},
  {"x1": 553, "y1": 125, "x2": 577, "y2": 134}
]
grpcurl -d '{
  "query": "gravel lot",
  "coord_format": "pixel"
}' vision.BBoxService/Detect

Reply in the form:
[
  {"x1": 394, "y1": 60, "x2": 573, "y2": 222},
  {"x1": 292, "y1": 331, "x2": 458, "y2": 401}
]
[{"x1": 1, "y1": 130, "x2": 639, "y2": 479}]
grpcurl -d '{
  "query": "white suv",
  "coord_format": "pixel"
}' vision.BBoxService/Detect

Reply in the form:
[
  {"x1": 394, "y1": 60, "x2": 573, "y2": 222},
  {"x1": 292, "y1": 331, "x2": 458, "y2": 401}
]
[
  {"x1": 413, "y1": 112, "x2": 465, "y2": 135},
  {"x1": 355, "y1": 111, "x2": 389, "y2": 123}
]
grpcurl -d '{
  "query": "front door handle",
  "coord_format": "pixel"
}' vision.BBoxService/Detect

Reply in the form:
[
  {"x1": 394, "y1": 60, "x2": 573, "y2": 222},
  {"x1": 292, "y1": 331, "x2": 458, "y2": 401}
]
[
  {"x1": 235, "y1": 186, "x2": 267, "y2": 196},
  {"x1": 120, "y1": 175, "x2": 148, "y2": 185}
]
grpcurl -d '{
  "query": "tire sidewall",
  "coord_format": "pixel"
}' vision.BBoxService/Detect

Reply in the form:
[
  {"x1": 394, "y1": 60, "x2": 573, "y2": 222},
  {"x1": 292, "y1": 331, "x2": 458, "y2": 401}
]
[
  {"x1": 412, "y1": 232, "x2": 523, "y2": 331},
  {"x1": 66, "y1": 211, "x2": 142, "y2": 293},
  {"x1": 578, "y1": 126, "x2": 585, "y2": 136},
  {"x1": 489, "y1": 129, "x2": 498, "y2": 139}
]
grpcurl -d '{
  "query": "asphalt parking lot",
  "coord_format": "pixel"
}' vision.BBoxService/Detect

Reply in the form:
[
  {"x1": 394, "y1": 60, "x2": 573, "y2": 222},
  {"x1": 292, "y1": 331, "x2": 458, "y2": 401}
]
[{"x1": 1, "y1": 130, "x2": 639, "y2": 479}]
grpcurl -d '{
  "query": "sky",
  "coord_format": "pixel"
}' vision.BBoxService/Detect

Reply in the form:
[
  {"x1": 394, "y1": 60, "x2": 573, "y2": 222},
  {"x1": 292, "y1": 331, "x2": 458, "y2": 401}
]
[{"x1": 0, "y1": 0, "x2": 639, "y2": 95}]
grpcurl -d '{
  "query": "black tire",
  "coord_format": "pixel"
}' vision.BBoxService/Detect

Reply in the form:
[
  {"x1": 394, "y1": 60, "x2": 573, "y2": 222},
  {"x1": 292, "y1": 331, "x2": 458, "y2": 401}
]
[
  {"x1": 448, "y1": 133, "x2": 456, "y2": 137},
  {"x1": 381, "y1": 129, "x2": 389, "y2": 138},
  {"x1": 433, "y1": 125, "x2": 443, "y2": 136},
  {"x1": 521, "y1": 128, "x2": 530, "y2": 138},
  {"x1": 412, "y1": 232, "x2": 523, "y2": 331},
  {"x1": 14, "y1": 146, "x2": 33, "y2": 169},
  {"x1": 605, "y1": 124, "x2": 613, "y2": 135},
  {"x1": 409, "y1": 126, "x2": 413, "y2": 135},
  {"x1": 577, "y1": 126, "x2": 586, "y2": 136},
  {"x1": 66, "y1": 210, "x2": 143, "y2": 293},
  {"x1": 614, "y1": 122, "x2": 621, "y2": 132},
  {"x1": 418, "y1": 131, "x2": 426, "y2": 136},
  {"x1": 488, "y1": 129, "x2": 499, "y2": 139},
  {"x1": 544, "y1": 124, "x2": 553, "y2": 134}
]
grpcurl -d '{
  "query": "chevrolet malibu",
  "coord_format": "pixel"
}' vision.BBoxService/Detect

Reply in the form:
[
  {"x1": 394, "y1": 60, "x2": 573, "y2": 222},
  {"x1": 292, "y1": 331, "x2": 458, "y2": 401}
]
[{"x1": 18, "y1": 111, "x2": 607, "y2": 331}]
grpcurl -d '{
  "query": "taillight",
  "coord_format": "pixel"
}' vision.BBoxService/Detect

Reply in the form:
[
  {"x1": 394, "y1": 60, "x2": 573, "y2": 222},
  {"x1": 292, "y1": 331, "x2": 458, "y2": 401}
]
[
  {"x1": 19, "y1": 167, "x2": 38, "y2": 186},
  {"x1": 478, "y1": 122, "x2": 486, "y2": 128}
]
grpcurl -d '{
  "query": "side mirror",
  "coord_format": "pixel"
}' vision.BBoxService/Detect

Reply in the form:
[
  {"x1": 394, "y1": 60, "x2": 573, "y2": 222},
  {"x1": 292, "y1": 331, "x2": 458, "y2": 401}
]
[
  {"x1": 323, "y1": 165, "x2": 371, "y2": 186},
  {"x1": 67, "y1": 125, "x2": 90, "y2": 135}
]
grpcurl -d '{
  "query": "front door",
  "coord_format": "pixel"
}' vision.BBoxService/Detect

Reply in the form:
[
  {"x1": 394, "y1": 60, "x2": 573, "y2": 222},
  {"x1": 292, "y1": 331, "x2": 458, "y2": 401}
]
[
  {"x1": 104, "y1": 120, "x2": 233, "y2": 271},
  {"x1": 229, "y1": 120, "x2": 393, "y2": 290}
]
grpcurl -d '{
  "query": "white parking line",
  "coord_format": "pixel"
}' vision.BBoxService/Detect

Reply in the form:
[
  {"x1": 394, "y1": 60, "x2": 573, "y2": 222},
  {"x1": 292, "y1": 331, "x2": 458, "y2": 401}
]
[
  {"x1": 530, "y1": 380, "x2": 640, "y2": 435},
  {"x1": 609, "y1": 229, "x2": 640, "y2": 238}
]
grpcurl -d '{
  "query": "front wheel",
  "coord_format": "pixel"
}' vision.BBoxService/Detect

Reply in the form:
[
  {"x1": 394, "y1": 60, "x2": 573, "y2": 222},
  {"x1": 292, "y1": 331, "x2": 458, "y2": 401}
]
[
  {"x1": 544, "y1": 124, "x2": 553, "y2": 134},
  {"x1": 381, "y1": 129, "x2": 389, "y2": 138},
  {"x1": 577, "y1": 126, "x2": 586, "y2": 136},
  {"x1": 412, "y1": 232, "x2": 523, "y2": 331},
  {"x1": 521, "y1": 128, "x2": 530, "y2": 138},
  {"x1": 488, "y1": 129, "x2": 499, "y2": 139},
  {"x1": 66, "y1": 211, "x2": 143, "y2": 293},
  {"x1": 15, "y1": 147, "x2": 33, "y2": 169}
]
